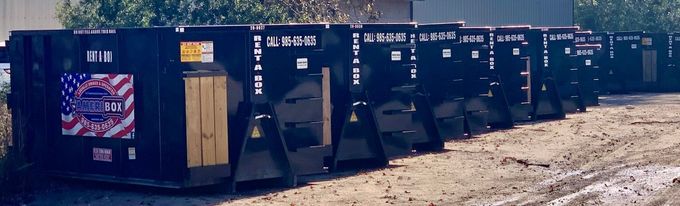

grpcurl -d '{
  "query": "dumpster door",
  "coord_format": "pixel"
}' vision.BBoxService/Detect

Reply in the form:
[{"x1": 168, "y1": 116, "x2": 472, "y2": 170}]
[{"x1": 642, "y1": 50, "x2": 658, "y2": 83}]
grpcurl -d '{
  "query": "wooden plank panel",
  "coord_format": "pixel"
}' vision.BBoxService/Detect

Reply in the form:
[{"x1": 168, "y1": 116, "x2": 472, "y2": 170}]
[
  {"x1": 200, "y1": 76, "x2": 216, "y2": 166},
  {"x1": 322, "y1": 67, "x2": 332, "y2": 145},
  {"x1": 185, "y1": 77, "x2": 202, "y2": 168},
  {"x1": 213, "y1": 76, "x2": 229, "y2": 164}
]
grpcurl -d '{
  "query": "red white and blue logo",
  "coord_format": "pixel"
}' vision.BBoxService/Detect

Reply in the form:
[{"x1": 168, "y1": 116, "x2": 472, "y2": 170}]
[{"x1": 61, "y1": 73, "x2": 135, "y2": 139}]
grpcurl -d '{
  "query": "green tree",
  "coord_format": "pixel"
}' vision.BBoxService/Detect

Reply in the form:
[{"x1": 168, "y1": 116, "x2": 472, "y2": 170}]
[
  {"x1": 56, "y1": 0, "x2": 380, "y2": 29},
  {"x1": 575, "y1": 0, "x2": 680, "y2": 32}
]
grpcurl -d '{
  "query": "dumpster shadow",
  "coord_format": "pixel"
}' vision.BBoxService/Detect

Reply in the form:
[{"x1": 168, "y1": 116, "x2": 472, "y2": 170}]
[
  {"x1": 33, "y1": 165, "x2": 412, "y2": 205},
  {"x1": 513, "y1": 117, "x2": 572, "y2": 127},
  {"x1": 300, "y1": 164, "x2": 405, "y2": 184},
  {"x1": 599, "y1": 93, "x2": 680, "y2": 106},
  {"x1": 34, "y1": 177, "x2": 312, "y2": 205}
]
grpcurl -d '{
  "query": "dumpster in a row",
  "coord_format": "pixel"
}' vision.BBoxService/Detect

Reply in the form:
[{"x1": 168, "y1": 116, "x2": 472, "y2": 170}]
[
  {"x1": 9, "y1": 28, "x2": 233, "y2": 188},
  {"x1": 326, "y1": 23, "x2": 418, "y2": 169},
  {"x1": 168, "y1": 24, "x2": 330, "y2": 190},
  {"x1": 575, "y1": 31, "x2": 606, "y2": 103},
  {"x1": 237, "y1": 24, "x2": 332, "y2": 187},
  {"x1": 490, "y1": 26, "x2": 534, "y2": 121},
  {"x1": 326, "y1": 23, "x2": 445, "y2": 159},
  {"x1": 526, "y1": 28, "x2": 566, "y2": 119},
  {"x1": 607, "y1": 31, "x2": 644, "y2": 93},
  {"x1": 662, "y1": 33, "x2": 680, "y2": 92},
  {"x1": 573, "y1": 43, "x2": 603, "y2": 106},
  {"x1": 602, "y1": 31, "x2": 672, "y2": 93},
  {"x1": 457, "y1": 27, "x2": 514, "y2": 134},
  {"x1": 533, "y1": 27, "x2": 585, "y2": 113},
  {"x1": 416, "y1": 23, "x2": 468, "y2": 139},
  {"x1": 639, "y1": 33, "x2": 669, "y2": 92}
]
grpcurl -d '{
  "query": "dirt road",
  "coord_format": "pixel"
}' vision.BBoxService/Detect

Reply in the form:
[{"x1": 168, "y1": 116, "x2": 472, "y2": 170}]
[{"x1": 26, "y1": 93, "x2": 680, "y2": 205}]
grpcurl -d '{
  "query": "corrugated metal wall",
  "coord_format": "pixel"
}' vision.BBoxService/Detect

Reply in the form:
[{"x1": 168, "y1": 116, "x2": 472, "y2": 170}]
[
  {"x1": 0, "y1": 0, "x2": 62, "y2": 41},
  {"x1": 413, "y1": 0, "x2": 574, "y2": 26}
]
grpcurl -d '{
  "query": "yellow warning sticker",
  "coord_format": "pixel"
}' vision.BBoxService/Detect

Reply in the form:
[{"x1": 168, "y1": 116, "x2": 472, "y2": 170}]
[
  {"x1": 487, "y1": 90, "x2": 494, "y2": 97},
  {"x1": 250, "y1": 126, "x2": 262, "y2": 138},
  {"x1": 180, "y1": 41, "x2": 214, "y2": 63},
  {"x1": 349, "y1": 111, "x2": 359, "y2": 122},
  {"x1": 541, "y1": 84, "x2": 547, "y2": 91},
  {"x1": 410, "y1": 103, "x2": 416, "y2": 111}
]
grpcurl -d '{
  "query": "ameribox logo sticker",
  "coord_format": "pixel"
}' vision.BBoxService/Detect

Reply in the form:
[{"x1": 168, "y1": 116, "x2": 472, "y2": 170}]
[{"x1": 61, "y1": 73, "x2": 135, "y2": 139}]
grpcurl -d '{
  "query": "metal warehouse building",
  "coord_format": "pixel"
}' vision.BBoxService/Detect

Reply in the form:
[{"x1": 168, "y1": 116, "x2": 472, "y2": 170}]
[
  {"x1": 368, "y1": 0, "x2": 574, "y2": 26},
  {"x1": 411, "y1": 0, "x2": 574, "y2": 26},
  {"x1": 0, "y1": 0, "x2": 62, "y2": 41}
]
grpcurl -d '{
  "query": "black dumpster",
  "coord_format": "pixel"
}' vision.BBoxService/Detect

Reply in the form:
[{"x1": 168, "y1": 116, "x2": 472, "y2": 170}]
[
  {"x1": 416, "y1": 22, "x2": 468, "y2": 140},
  {"x1": 527, "y1": 28, "x2": 566, "y2": 120},
  {"x1": 457, "y1": 27, "x2": 514, "y2": 134},
  {"x1": 491, "y1": 26, "x2": 535, "y2": 122},
  {"x1": 326, "y1": 23, "x2": 439, "y2": 164},
  {"x1": 639, "y1": 33, "x2": 669, "y2": 92},
  {"x1": 534, "y1": 27, "x2": 584, "y2": 113},
  {"x1": 173, "y1": 24, "x2": 334, "y2": 189},
  {"x1": 575, "y1": 31, "x2": 608, "y2": 97},
  {"x1": 661, "y1": 33, "x2": 680, "y2": 92},
  {"x1": 9, "y1": 28, "x2": 231, "y2": 188},
  {"x1": 573, "y1": 44, "x2": 603, "y2": 106},
  {"x1": 607, "y1": 31, "x2": 644, "y2": 93},
  {"x1": 246, "y1": 24, "x2": 332, "y2": 177}
]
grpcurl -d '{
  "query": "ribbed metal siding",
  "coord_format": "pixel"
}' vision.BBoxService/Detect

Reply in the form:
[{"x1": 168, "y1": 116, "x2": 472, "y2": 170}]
[
  {"x1": 0, "y1": 0, "x2": 62, "y2": 41},
  {"x1": 413, "y1": 0, "x2": 574, "y2": 27}
]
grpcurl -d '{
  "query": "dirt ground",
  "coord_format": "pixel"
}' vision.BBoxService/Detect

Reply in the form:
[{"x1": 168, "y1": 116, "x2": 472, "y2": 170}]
[{"x1": 24, "y1": 93, "x2": 680, "y2": 206}]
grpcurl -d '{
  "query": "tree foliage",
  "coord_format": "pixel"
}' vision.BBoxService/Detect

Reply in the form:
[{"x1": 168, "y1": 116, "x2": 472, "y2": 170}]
[
  {"x1": 575, "y1": 0, "x2": 680, "y2": 32},
  {"x1": 56, "y1": 0, "x2": 380, "y2": 29}
]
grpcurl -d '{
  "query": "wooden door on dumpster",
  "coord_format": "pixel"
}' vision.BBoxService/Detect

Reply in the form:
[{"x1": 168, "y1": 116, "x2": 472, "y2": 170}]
[
  {"x1": 184, "y1": 74, "x2": 229, "y2": 167},
  {"x1": 643, "y1": 50, "x2": 658, "y2": 83}
]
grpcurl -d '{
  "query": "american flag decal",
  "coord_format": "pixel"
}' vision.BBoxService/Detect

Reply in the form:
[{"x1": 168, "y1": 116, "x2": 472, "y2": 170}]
[{"x1": 61, "y1": 73, "x2": 135, "y2": 139}]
